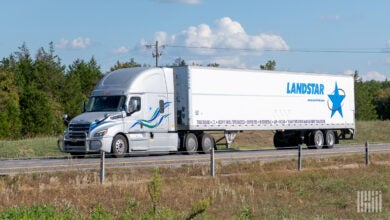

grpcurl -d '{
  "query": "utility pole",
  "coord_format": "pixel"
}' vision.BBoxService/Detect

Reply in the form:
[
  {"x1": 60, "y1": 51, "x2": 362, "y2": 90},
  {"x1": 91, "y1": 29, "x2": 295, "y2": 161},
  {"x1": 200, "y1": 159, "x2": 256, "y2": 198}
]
[{"x1": 145, "y1": 41, "x2": 165, "y2": 67}]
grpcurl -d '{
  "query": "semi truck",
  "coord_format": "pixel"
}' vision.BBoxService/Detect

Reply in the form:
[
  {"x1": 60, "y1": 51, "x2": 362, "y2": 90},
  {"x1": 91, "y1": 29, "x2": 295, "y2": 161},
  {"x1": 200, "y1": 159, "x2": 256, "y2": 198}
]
[{"x1": 57, "y1": 66, "x2": 355, "y2": 157}]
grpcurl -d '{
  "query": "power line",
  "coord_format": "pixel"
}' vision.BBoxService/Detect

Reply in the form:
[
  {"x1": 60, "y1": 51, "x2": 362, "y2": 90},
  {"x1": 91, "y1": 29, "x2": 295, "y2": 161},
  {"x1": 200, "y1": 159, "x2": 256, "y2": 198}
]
[{"x1": 165, "y1": 45, "x2": 390, "y2": 54}]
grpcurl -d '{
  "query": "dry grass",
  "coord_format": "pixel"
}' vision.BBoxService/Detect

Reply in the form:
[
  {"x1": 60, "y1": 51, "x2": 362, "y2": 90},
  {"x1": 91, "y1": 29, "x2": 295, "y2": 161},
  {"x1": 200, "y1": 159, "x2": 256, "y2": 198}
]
[{"x1": 1, "y1": 153, "x2": 389, "y2": 219}]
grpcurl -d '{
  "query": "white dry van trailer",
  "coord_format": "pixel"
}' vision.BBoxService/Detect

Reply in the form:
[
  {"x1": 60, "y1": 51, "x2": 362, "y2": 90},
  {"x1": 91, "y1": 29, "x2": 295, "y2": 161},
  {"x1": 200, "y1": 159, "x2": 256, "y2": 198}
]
[{"x1": 58, "y1": 66, "x2": 355, "y2": 157}]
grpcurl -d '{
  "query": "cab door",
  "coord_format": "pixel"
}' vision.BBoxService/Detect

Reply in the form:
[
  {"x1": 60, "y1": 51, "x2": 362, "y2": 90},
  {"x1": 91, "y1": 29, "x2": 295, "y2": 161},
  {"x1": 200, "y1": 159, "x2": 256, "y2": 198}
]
[
  {"x1": 144, "y1": 94, "x2": 175, "y2": 151},
  {"x1": 125, "y1": 95, "x2": 149, "y2": 151}
]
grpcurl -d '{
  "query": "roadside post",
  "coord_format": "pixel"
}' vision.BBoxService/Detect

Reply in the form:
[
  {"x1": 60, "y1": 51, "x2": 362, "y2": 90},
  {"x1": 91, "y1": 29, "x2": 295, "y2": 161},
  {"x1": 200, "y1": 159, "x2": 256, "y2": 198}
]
[
  {"x1": 298, "y1": 144, "x2": 302, "y2": 171},
  {"x1": 100, "y1": 151, "x2": 105, "y2": 184},
  {"x1": 210, "y1": 147, "x2": 215, "y2": 177},
  {"x1": 365, "y1": 141, "x2": 369, "y2": 166}
]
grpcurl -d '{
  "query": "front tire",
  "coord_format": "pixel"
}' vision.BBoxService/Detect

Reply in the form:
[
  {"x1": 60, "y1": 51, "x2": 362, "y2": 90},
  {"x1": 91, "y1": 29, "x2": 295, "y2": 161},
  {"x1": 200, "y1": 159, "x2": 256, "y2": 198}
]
[{"x1": 111, "y1": 134, "x2": 128, "y2": 158}]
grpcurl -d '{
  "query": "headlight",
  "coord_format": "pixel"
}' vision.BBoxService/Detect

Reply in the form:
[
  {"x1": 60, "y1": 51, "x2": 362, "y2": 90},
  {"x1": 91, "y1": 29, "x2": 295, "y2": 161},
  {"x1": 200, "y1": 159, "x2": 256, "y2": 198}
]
[{"x1": 94, "y1": 130, "x2": 108, "y2": 137}]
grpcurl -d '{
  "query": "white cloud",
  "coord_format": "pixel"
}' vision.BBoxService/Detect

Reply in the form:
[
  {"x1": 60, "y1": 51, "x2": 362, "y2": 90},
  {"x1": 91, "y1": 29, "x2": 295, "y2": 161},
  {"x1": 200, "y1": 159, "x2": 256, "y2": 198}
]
[
  {"x1": 56, "y1": 38, "x2": 69, "y2": 49},
  {"x1": 344, "y1": 70, "x2": 355, "y2": 76},
  {"x1": 387, "y1": 40, "x2": 390, "y2": 48},
  {"x1": 319, "y1": 15, "x2": 341, "y2": 21},
  {"x1": 173, "y1": 17, "x2": 289, "y2": 51},
  {"x1": 152, "y1": 0, "x2": 200, "y2": 4},
  {"x1": 113, "y1": 46, "x2": 129, "y2": 54},
  {"x1": 154, "y1": 32, "x2": 169, "y2": 44},
  {"x1": 56, "y1": 37, "x2": 91, "y2": 49},
  {"x1": 143, "y1": 17, "x2": 289, "y2": 66},
  {"x1": 362, "y1": 71, "x2": 388, "y2": 81}
]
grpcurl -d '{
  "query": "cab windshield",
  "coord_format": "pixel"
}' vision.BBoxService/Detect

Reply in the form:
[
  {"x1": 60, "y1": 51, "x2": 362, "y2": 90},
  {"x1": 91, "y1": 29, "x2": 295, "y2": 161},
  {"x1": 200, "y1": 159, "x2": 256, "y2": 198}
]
[{"x1": 86, "y1": 96, "x2": 126, "y2": 112}]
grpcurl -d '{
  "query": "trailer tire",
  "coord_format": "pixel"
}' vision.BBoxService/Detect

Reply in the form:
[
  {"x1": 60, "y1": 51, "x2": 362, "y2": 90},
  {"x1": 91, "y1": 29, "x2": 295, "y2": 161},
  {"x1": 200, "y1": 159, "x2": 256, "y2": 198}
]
[
  {"x1": 111, "y1": 134, "x2": 128, "y2": 158},
  {"x1": 324, "y1": 130, "x2": 335, "y2": 149},
  {"x1": 198, "y1": 133, "x2": 215, "y2": 154},
  {"x1": 184, "y1": 133, "x2": 198, "y2": 154},
  {"x1": 274, "y1": 131, "x2": 287, "y2": 148},
  {"x1": 309, "y1": 130, "x2": 324, "y2": 149}
]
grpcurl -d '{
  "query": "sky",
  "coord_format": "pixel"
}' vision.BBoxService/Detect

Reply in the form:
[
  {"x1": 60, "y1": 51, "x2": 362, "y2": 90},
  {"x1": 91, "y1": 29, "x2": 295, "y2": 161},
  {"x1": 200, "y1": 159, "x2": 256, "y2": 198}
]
[{"x1": 1, "y1": 0, "x2": 390, "y2": 80}]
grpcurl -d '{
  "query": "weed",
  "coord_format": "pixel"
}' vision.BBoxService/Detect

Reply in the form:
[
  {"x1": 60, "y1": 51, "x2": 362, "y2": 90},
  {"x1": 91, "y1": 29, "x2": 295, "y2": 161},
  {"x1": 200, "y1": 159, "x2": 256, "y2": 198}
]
[
  {"x1": 238, "y1": 205, "x2": 252, "y2": 220},
  {"x1": 148, "y1": 167, "x2": 162, "y2": 216},
  {"x1": 0, "y1": 205, "x2": 57, "y2": 219},
  {"x1": 89, "y1": 204, "x2": 111, "y2": 220},
  {"x1": 185, "y1": 197, "x2": 210, "y2": 220}
]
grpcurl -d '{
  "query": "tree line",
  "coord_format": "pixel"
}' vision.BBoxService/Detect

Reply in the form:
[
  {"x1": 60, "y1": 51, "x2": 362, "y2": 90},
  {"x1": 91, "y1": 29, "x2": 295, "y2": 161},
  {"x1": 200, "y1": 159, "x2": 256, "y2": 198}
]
[{"x1": 0, "y1": 44, "x2": 389, "y2": 139}]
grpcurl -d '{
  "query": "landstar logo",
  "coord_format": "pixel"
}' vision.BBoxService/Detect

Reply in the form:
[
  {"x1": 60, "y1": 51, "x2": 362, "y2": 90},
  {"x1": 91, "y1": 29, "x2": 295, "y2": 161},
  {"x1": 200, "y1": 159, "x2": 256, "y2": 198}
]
[
  {"x1": 286, "y1": 82, "x2": 324, "y2": 95},
  {"x1": 327, "y1": 82, "x2": 345, "y2": 118}
]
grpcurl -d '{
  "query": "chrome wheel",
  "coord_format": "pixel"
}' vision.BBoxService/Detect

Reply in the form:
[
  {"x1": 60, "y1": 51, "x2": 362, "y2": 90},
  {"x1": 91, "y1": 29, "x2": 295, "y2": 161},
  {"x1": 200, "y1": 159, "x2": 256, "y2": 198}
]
[{"x1": 112, "y1": 135, "x2": 128, "y2": 157}]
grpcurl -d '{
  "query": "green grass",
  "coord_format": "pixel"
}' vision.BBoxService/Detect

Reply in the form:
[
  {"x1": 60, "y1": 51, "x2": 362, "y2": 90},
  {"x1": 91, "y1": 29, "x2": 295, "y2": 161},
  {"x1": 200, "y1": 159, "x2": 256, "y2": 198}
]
[
  {"x1": 342, "y1": 120, "x2": 390, "y2": 144},
  {"x1": 0, "y1": 137, "x2": 66, "y2": 159}
]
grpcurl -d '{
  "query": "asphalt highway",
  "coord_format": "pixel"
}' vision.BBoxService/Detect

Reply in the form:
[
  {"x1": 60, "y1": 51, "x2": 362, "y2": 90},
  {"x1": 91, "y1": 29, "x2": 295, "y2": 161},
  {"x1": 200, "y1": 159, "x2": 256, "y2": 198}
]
[{"x1": 1, "y1": 144, "x2": 389, "y2": 175}]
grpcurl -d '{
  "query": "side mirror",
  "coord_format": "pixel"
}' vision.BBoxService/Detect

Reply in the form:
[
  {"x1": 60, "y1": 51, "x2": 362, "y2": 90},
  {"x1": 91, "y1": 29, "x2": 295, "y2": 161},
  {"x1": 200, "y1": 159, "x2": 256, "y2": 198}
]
[
  {"x1": 123, "y1": 104, "x2": 130, "y2": 116},
  {"x1": 82, "y1": 100, "x2": 86, "y2": 113},
  {"x1": 129, "y1": 97, "x2": 141, "y2": 115},
  {"x1": 62, "y1": 114, "x2": 69, "y2": 126}
]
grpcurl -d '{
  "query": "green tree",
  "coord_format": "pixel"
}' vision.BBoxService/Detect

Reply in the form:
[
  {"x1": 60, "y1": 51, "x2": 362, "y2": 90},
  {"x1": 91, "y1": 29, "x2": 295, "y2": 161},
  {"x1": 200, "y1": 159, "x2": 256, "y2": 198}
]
[
  {"x1": 171, "y1": 57, "x2": 186, "y2": 67},
  {"x1": 19, "y1": 85, "x2": 54, "y2": 136},
  {"x1": 33, "y1": 43, "x2": 65, "y2": 96},
  {"x1": 374, "y1": 80, "x2": 390, "y2": 120},
  {"x1": 62, "y1": 69, "x2": 83, "y2": 119},
  {"x1": 2, "y1": 43, "x2": 67, "y2": 137},
  {"x1": 354, "y1": 71, "x2": 378, "y2": 120},
  {"x1": 63, "y1": 58, "x2": 103, "y2": 118},
  {"x1": 207, "y1": 62, "x2": 220, "y2": 67},
  {"x1": 69, "y1": 58, "x2": 102, "y2": 97},
  {"x1": 0, "y1": 43, "x2": 105, "y2": 138},
  {"x1": 0, "y1": 70, "x2": 21, "y2": 138},
  {"x1": 12, "y1": 43, "x2": 34, "y2": 89},
  {"x1": 260, "y1": 60, "x2": 276, "y2": 70},
  {"x1": 110, "y1": 58, "x2": 142, "y2": 71},
  {"x1": 33, "y1": 43, "x2": 66, "y2": 134}
]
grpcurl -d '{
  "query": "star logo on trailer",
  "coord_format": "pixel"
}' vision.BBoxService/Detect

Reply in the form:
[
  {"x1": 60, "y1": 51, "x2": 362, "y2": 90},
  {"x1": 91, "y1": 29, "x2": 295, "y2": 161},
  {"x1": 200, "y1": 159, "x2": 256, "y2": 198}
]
[{"x1": 327, "y1": 82, "x2": 346, "y2": 118}]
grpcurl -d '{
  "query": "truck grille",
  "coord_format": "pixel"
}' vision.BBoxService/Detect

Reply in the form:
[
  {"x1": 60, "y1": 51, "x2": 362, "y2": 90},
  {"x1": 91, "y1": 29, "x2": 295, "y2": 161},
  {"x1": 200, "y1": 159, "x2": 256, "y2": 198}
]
[{"x1": 68, "y1": 123, "x2": 90, "y2": 139}]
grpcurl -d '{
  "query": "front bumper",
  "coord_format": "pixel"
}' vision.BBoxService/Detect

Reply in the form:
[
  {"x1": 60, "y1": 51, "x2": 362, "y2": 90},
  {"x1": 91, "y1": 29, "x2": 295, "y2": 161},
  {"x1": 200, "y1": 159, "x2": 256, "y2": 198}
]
[{"x1": 57, "y1": 135, "x2": 112, "y2": 153}]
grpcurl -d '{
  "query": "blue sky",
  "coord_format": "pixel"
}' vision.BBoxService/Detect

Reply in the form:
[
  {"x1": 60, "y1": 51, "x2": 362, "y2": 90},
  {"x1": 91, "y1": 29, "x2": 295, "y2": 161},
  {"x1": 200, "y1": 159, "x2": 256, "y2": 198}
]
[{"x1": 1, "y1": 0, "x2": 390, "y2": 80}]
